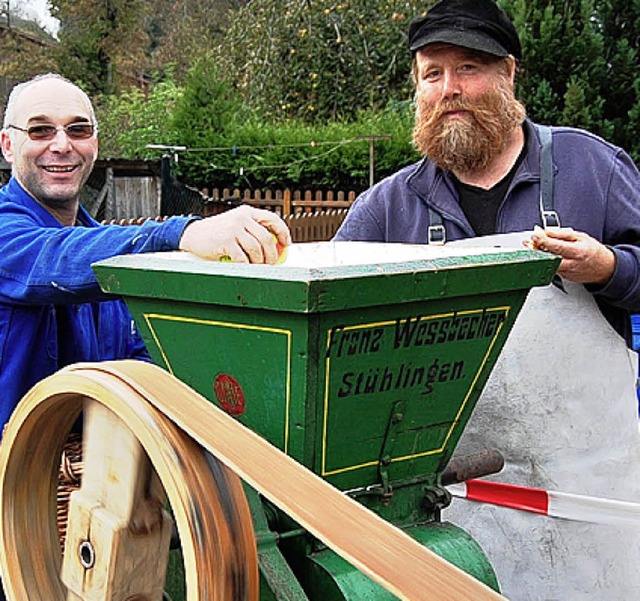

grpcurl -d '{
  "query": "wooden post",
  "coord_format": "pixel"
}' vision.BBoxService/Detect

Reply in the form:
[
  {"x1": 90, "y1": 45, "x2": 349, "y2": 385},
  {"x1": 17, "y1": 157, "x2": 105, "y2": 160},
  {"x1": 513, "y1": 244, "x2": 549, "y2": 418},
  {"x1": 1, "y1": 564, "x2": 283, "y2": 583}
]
[
  {"x1": 283, "y1": 189, "x2": 291, "y2": 216},
  {"x1": 358, "y1": 135, "x2": 391, "y2": 187}
]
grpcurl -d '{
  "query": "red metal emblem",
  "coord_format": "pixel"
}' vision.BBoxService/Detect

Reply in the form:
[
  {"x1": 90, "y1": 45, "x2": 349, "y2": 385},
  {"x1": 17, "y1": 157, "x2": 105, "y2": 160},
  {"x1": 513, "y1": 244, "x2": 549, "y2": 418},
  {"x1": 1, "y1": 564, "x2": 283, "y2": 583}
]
[{"x1": 213, "y1": 373, "x2": 246, "y2": 416}]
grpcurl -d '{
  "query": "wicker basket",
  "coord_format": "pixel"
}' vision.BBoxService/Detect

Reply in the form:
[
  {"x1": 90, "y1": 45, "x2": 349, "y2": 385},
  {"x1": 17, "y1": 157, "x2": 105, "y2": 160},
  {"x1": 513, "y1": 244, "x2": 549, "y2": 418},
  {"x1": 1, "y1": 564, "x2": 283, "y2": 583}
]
[{"x1": 57, "y1": 432, "x2": 83, "y2": 550}]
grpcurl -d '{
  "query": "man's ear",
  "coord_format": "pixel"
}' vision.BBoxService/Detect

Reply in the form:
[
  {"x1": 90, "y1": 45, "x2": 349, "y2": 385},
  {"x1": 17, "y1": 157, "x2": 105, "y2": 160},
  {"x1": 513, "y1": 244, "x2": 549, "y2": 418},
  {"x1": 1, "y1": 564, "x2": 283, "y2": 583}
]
[
  {"x1": 506, "y1": 56, "x2": 517, "y2": 85},
  {"x1": 1, "y1": 130, "x2": 15, "y2": 165}
]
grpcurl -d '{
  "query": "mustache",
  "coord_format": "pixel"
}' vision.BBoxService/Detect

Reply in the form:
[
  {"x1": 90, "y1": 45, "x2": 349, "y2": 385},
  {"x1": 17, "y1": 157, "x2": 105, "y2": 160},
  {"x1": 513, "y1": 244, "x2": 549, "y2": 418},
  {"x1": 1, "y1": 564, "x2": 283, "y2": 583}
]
[{"x1": 418, "y1": 95, "x2": 488, "y2": 128}]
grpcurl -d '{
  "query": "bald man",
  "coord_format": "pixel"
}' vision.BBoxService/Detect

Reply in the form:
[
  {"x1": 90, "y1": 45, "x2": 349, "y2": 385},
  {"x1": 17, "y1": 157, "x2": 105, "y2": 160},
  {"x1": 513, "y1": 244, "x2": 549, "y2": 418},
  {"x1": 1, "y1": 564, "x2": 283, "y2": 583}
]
[{"x1": 0, "y1": 73, "x2": 290, "y2": 431}]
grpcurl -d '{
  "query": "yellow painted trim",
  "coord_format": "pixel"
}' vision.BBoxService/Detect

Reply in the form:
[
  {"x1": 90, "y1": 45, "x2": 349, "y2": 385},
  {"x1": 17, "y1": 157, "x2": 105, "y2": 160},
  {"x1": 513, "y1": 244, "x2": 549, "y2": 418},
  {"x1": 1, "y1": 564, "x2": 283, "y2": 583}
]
[
  {"x1": 143, "y1": 313, "x2": 293, "y2": 453},
  {"x1": 321, "y1": 306, "x2": 511, "y2": 476}
]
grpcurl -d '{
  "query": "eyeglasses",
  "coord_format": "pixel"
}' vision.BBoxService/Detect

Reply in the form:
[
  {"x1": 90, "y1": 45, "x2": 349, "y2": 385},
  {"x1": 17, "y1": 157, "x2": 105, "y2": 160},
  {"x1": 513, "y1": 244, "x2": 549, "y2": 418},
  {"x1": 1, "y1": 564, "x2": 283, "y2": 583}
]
[{"x1": 7, "y1": 122, "x2": 95, "y2": 141}]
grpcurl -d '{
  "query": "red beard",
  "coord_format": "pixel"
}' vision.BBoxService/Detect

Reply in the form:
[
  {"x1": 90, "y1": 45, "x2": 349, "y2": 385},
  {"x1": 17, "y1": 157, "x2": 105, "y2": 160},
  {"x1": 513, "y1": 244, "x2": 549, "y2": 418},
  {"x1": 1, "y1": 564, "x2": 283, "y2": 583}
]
[{"x1": 412, "y1": 79, "x2": 526, "y2": 174}]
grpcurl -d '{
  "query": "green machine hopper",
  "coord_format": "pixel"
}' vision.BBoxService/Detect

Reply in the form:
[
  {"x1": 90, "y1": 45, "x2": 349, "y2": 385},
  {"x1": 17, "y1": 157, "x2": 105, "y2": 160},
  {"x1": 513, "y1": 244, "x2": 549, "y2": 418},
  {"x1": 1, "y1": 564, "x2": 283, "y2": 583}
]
[{"x1": 93, "y1": 240, "x2": 559, "y2": 600}]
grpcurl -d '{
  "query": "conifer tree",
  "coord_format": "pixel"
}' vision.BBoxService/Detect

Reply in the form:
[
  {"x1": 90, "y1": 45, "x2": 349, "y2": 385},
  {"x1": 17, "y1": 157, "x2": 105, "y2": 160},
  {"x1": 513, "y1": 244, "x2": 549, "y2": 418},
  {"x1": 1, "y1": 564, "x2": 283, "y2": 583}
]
[{"x1": 500, "y1": 0, "x2": 640, "y2": 158}]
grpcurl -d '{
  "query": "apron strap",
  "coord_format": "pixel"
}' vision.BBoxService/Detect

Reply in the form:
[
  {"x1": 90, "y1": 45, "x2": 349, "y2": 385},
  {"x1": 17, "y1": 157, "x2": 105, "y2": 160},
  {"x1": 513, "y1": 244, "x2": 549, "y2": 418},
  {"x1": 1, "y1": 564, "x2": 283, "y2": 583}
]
[
  {"x1": 427, "y1": 207, "x2": 446, "y2": 245},
  {"x1": 537, "y1": 124, "x2": 560, "y2": 229}
]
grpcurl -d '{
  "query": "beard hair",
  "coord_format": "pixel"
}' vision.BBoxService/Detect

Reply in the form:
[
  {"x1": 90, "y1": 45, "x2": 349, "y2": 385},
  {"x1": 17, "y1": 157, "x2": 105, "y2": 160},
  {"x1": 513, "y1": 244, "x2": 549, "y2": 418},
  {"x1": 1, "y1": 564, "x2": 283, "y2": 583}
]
[{"x1": 412, "y1": 77, "x2": 526, "y2": 175}]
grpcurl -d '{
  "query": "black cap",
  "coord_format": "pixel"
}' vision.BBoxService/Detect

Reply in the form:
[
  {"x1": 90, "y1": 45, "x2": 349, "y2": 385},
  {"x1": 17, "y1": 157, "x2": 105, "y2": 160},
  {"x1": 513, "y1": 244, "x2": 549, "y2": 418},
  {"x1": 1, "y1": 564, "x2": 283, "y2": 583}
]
[{"x1": 408, "y1": 0, "x2": 522, "y2": 59}]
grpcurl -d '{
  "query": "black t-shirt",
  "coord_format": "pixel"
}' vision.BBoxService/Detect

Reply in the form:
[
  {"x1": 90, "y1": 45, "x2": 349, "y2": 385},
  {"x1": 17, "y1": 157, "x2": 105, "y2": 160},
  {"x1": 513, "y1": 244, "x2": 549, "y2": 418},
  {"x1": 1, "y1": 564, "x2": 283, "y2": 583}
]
[{"x1": 454, "y1": 148, "x2": 526, "y2": 236}]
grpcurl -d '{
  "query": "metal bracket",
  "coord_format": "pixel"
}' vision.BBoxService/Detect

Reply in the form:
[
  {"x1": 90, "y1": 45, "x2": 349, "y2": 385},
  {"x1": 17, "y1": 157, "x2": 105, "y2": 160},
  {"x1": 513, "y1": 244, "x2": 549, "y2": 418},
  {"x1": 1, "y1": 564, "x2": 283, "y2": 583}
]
[
  {"x1": 427, "y1": 224, "x2": 446, "y2": 245},
  {"x1": 541, "y1": 209, "x2": 560, "y2": 229},
  {"x1": 376, "y1": 400, "x2": 407, "y2": 501}
]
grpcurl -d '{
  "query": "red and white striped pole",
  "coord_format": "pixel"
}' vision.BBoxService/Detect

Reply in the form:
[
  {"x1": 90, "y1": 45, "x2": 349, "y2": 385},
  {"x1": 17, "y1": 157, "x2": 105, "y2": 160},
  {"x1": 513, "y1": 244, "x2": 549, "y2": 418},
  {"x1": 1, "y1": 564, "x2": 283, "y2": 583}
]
[{"x1": 447, "y1": 479, "x2": 640, "y2": 526}]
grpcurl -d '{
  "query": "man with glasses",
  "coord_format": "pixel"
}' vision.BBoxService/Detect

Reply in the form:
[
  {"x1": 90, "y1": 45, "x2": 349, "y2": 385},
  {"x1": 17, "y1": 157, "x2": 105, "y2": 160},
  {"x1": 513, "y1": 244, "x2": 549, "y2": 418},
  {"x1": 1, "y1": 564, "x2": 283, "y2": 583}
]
[{"x1": 0, "y1": 73, "x2": 291, "y2": 436}]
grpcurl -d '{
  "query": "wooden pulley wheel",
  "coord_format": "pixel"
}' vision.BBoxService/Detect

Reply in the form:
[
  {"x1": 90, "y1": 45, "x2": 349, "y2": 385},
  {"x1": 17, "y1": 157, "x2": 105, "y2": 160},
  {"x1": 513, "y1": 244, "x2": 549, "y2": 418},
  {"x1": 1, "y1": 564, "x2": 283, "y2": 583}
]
[{"x1": 0, "y1": 364, "x2": 258, "y2": 601}]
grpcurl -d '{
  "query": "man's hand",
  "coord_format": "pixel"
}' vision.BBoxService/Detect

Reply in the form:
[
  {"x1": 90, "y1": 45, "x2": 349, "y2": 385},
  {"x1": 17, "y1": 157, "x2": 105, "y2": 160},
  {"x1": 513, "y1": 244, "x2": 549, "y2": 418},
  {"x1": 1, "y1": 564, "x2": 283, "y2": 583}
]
[
  {"x1": 179, "y1": 205, "x2": 292, "y2": 264},
  {"x1": 528, "y1": 226, "x2": 615, "y2": 285}
]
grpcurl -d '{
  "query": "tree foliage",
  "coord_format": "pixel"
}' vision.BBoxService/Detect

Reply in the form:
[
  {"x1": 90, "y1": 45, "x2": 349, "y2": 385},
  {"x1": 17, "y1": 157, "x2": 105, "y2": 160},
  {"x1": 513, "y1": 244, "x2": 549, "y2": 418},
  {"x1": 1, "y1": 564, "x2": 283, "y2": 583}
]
[
  {"x1": 4, "y1": 0, "x2": 640, "y2": 189},
  {"x1": 216, "y1": 0, "x2": 425, "y2": 122},
  {"x1": 0, "y1": 8, "x2": 57, "y2": 83},
  {"x1": 0, "y1": 33, "x2": 57, "y2": 84},
  {"x1": 98, "y1": 53, "x2": 417, "y2": 190},
  {"x1": 147, "y1": 0, "x2": 236, "y2": 82},
  {"x1": 165, "y1": 103, "x2": 417, "y2": 191},
  {"x1": 2, "y1": 0, "x2": 237, "y2": 94},
  {"x1": 95, "y1": 79, "x2": 183, "y2": 158},
  {"x1": 169, "y1": 53, "x2": 254, "y2": 183},
  {"x1": 500, "y1": 0, "x2": 639, "y2": 152},
  {"x1": 49, "y1": 0, "x2": 152, "y2": 95}
]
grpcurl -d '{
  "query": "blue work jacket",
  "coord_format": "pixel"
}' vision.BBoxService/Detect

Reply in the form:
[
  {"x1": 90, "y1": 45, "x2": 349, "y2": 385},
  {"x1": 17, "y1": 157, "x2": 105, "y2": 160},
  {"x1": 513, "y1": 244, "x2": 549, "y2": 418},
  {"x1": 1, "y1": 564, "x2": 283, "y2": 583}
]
[
  {"x1": 0, "y1": 177, "x2": 193, "y2": 430},
  {"x1": 335, "y1": 119, "x2": 640, "y2": 344}
]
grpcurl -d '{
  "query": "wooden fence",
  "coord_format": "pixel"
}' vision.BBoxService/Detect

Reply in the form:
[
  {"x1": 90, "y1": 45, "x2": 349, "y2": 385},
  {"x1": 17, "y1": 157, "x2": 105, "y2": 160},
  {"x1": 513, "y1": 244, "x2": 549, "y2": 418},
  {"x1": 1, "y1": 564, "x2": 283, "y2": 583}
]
[
  {"x1": 201, "y1": 188, "x2": 357, "y2": 216},
  {"x1": 103, "y1": 188, "x2": 358, "y2": 242},
  {"x1": 103, "y1": 209, "x2": 350, "y2": 243},
  {"x1": 285, "y1": 209, "x2": 349, "y2": 242}
]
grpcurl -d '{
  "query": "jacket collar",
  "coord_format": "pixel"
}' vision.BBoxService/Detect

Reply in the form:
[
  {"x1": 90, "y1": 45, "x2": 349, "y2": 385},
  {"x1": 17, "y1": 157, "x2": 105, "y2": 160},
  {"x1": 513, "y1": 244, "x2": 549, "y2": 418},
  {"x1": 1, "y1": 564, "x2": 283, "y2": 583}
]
[{"x1": 0, "y1": 176, "x2": 98, "y2": 228}]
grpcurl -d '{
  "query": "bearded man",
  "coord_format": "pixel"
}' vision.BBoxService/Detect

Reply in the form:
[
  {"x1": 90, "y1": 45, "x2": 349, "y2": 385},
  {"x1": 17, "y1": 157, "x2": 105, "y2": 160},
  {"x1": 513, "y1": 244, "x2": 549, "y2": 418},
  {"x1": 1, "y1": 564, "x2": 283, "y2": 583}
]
[
  {"x1": 335, "y1": 0, "x2": 639, "y2": 345},
  {"x1": 335, "y1": 1, "x2": 640, "y2": 599}
]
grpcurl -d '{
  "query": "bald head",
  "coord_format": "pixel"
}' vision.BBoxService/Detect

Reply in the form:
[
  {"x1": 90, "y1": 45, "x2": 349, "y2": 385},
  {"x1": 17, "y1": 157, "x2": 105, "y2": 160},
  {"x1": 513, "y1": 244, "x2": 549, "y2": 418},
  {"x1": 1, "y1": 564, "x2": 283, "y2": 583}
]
[{"x1": 3, "y1": 74, "x2": 97, "y2": 135}]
